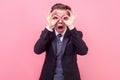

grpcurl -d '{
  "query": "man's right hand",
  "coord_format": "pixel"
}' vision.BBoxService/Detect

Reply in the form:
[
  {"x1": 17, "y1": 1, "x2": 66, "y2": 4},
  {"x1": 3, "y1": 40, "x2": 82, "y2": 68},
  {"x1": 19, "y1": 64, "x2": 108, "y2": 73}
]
[{"x1": 46, "y1": 12, "x2": 58, "y2": 29}]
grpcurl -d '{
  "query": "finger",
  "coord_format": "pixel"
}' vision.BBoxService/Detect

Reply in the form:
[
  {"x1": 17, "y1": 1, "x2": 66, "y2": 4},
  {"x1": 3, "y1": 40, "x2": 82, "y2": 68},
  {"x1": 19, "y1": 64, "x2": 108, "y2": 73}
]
[
  {"x1": 46, "y1": 11, "x2": 51, "y2": 23},
  {"x1": 46, "y1": 11, "x2": 56, "y2": 24},
  {"x1": 47, "y1": 10, "x2": 53, "y2": 20},
  {"x1": 67, "y1": 10, "x2": 76, "y2": 19},
  {"x1": 67, "y1": 10, "x2": 73, "y2": 16}
]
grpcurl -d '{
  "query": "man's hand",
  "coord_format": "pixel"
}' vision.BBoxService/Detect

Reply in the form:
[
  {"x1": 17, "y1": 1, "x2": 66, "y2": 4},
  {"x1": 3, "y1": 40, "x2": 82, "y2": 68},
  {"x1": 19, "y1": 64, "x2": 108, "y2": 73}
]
[
  {"x1": 46, "y1": 12, "x2": 58, "y2": 29},
  {"x1": 63, "y1": 10, "x2": 76, "y2": 30}
]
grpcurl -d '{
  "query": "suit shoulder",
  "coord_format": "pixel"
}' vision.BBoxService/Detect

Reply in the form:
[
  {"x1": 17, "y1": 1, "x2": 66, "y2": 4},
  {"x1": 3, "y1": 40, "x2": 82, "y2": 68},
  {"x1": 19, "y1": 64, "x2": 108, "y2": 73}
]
[{"x1": 77, "y1": 31, "x2": 83, "y2": 37}]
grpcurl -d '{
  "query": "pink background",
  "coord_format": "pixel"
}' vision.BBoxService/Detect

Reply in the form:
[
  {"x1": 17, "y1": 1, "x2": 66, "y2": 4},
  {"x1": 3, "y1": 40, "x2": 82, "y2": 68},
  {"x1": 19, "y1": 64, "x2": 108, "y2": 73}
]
[{"x1": 0, "y1": 0, "x2": 120, "y2": 80}]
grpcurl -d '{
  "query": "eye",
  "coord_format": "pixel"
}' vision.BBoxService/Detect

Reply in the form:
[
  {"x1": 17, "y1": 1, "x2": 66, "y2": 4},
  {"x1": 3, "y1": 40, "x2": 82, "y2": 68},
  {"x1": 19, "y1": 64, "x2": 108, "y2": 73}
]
[
  {"x1": 52, "y1": 15, "x2": 59, "y2": 20},
  {"x1": 53, "y1": 17, "x2": 58, "y2": 19},
  {"x1": 62, "y1": 16, "x2": 69, "y2": 21}
]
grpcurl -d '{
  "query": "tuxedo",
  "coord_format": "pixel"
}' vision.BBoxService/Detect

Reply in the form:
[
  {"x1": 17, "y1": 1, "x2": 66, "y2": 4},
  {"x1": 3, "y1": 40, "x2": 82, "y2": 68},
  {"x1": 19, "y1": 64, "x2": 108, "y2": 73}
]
[{"x1": 34, "y1": 28, "x2": 88, "y2": 80}]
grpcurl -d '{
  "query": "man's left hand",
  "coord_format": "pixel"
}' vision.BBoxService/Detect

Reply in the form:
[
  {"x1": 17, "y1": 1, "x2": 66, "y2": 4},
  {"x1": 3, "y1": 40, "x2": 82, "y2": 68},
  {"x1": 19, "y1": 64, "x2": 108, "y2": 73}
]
[{"x1": 63, "y1": 10, "x2": 76, "y2": 30}]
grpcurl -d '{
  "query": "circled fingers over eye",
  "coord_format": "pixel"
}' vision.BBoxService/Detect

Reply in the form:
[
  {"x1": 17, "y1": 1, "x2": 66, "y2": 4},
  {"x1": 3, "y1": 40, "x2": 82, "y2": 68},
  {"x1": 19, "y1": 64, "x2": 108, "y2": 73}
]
[
  {"x1": 62, "y1": 15, "x2": 69, "y2": 21},
  {"x1": 51, "y1": 15, "x2": 59, "y2": 20},
  {"x1": 51, "y1": 15, "x2": 70, "y2": 21}
]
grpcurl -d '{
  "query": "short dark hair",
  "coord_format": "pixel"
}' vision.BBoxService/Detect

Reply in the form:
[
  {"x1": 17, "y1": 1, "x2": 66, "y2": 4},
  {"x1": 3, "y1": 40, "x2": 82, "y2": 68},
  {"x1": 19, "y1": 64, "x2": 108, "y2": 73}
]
[{"x1": 50, "y1": 3, "x2": 72, "y2": 16}]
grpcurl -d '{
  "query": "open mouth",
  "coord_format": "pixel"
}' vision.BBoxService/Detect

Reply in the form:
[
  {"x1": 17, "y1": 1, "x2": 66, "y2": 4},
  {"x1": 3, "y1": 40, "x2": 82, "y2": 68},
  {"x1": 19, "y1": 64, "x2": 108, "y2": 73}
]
[{"x1": 58, "y1": 26, "x2": 63, "y2": 29}]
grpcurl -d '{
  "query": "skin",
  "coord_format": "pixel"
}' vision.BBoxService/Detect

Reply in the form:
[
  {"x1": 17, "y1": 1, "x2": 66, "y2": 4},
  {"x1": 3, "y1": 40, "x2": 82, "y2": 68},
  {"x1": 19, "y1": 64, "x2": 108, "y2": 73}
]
[{"x1": 49, "y1": 9, "x2": 70, "y2": 34}]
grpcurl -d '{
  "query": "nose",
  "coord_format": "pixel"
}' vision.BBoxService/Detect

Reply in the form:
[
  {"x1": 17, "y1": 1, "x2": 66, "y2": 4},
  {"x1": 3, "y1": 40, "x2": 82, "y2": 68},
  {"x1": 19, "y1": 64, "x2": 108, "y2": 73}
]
[{"x1": 58, "y1": 18, "x2": 63, "y2": 24}]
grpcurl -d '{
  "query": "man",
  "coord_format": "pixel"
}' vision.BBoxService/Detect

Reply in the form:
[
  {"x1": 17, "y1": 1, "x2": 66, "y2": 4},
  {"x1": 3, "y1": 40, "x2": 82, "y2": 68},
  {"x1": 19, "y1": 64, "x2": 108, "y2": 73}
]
[{"x1": 34, "y1": 3, "x2": 88, "y2": 80}]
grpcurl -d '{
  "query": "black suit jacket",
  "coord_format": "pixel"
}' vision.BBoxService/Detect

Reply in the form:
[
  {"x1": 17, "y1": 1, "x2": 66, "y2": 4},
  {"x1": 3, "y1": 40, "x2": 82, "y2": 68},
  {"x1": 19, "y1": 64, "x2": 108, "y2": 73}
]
[{"x1": 34, "y1": 28, "x2": 88, "y2": 80}]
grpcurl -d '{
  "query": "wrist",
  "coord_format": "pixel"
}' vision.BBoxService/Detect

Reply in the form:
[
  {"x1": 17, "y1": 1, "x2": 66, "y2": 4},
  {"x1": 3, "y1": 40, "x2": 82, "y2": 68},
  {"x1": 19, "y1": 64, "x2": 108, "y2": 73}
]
[{"x1": 68, "y1": 25, "x2": 75, "y2": 30}]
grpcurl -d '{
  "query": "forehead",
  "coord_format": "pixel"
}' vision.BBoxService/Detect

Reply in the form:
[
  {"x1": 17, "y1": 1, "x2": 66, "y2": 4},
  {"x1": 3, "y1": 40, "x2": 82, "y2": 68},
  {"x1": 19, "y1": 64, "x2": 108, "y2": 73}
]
[{"x1": 51, "y1": 9, "x2": 68, "y2": 16}]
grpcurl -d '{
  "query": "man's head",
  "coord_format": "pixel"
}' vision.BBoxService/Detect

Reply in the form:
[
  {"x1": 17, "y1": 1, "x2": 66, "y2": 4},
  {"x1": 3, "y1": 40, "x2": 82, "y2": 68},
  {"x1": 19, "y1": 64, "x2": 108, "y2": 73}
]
[{"x1": 49, "y1": 3, "x2": 72, "y2": 34}]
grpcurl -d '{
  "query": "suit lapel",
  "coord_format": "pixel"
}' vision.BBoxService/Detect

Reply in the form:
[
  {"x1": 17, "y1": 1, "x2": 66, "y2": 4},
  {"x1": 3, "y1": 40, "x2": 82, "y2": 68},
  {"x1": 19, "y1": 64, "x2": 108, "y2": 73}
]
[
  {"x1": 61, "y1": 37, "x2": 69, "y2": 56},
  {"x1": 51, "y1": 30, "x2": 57, "y2": 56},
  {"x1": 52, "y1": 37, "x2": 57, "y2": 56},
  {"x1": 61, "y1": 28, "x2": 70, "y2": 56}
]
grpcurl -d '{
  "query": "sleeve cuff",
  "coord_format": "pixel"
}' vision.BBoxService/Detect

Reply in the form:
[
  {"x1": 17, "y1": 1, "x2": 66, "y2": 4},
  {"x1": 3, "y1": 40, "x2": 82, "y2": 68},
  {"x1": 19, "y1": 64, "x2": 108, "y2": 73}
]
[{"x1": 46, "y1": 25, "x2": 53, "y2": 32}]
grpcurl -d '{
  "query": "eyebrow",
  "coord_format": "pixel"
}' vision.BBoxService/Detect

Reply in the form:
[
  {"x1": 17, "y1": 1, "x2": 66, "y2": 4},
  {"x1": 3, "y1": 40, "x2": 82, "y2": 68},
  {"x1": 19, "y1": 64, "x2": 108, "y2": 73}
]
[{"x1": 52, "y1": 14, "x2": 69, "y2": 17}]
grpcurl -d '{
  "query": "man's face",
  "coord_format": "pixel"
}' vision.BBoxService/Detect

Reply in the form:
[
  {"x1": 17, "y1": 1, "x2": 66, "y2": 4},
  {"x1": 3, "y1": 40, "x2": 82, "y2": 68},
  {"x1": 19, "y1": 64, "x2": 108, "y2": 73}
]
[{"x1": 51, "y1": 9, "x2": 70, "y2": 33}]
